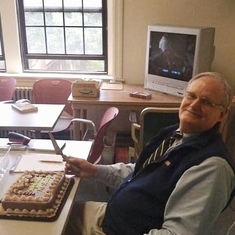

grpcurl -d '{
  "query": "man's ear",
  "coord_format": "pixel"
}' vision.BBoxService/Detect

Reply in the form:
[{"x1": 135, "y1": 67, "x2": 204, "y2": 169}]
[{"x1": 219, "y1": 108, "x2": 228, "y2": 121}]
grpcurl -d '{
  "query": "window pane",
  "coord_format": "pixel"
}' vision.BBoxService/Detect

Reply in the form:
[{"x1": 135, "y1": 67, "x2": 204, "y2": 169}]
[
  {"x1": 0, "y1": 61, "x2": 5, "y2": 70},
  {"x1": 66, "y1": 28, "x2": 83, "y2": 54},
  {"x1": 26, "y1": 27, "x2": 46, "y2": 53},
  {"x1": 65, "y1": 12, "x2": 83, "y2": 26},
  {"x1": 45, "y1": 12, "x2": 63, "y2": 26},
  {"x1": 83, "y1": 0, "x2": 102, "y2": 8},
  {"x1": 85, "y1": 28, "x2": 102, "y2": 54},
  {"x1": 28, "y1": 59, "x2": 104, "y2": 72},
  {"x1": 46, "y1": 27, "x2": 64, "y2": 54},
  {"x1": 24, "y1": 0, "x2": 42, "y2": 8},
  {"x1": 44, "y1": 0, "x2": 62, "y2": 9},
  {"x1": 25, "y1": 12, "x2": 44, "y2": 26},
  {"x1": 64, "y1": 0, "x2": 82, "y2": 9},
  {"x1": 84, "y1": 13, "x2": 102, "y2": 26}
]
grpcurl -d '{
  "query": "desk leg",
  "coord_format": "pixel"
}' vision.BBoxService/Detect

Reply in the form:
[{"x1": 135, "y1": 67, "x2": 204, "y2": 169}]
[
  {"x1": 73, "y1": 109, "x2": 81, "y2": 140},
  {"x1": 80, "y1": 109, "x2": 87, "y2": 139},
  {"x1": 72, "y1": 109, "x2": 87, "y2": 140}
]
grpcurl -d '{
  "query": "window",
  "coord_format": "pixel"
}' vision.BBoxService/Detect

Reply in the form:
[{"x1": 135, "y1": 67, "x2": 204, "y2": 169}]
[
  {"x1": 0, "y1": 18, "x2": 6, "y2": 71},
  {"x1": 17, "y1": 0, "x2": 107, "y2": 74}
]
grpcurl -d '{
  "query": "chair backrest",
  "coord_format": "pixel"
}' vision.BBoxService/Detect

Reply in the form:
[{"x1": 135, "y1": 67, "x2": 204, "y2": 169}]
[
  {"x1": 32, "y1": 79, "x2": 73, "y2": 116},
  {"x1": 87, "y1": 107, "x2": 119, "y2": 164},
  {"x1": 0, "y1": 77, "x2": 16, "y2": 101},
  {"x1": 136, "y1": 107, "x2": 179, "y2": 154}
]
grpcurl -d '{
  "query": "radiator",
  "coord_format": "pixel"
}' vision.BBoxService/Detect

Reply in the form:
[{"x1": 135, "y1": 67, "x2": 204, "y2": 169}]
[
  {"x1": 0, "y1": 129, "x2": 35, "y2": 139},
  {"x1": 0, "y1": 87, "x2": 34, "y2": 138},
  {"x1": 13, "y1": 87, "x2": 33, "y2": 102}
]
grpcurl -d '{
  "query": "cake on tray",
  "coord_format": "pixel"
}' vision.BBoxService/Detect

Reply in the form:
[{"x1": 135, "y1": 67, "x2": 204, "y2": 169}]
[{"x1": 0, "y1": 170, "x2": 70, "y2": 219}]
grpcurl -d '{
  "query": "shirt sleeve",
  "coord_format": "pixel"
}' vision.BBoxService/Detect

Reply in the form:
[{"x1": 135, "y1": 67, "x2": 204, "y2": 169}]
[
  {"x1": 144, "y1": 157, "x2": 235, "y2": 235},
  {"x1": 95, "y1": 162, "x2": 135, "y2": 188}
]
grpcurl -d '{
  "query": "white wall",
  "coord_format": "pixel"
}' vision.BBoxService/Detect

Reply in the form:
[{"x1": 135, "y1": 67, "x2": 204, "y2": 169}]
[
  {"x1": 122, "y1": 0, "x2": 235, "y2": 90},
  {"x1": 1, "y1": 0, "x2": 235, "y2": 134},
  {"x1": 1, "y1": 0, "x2": 235, "y2": 90}
]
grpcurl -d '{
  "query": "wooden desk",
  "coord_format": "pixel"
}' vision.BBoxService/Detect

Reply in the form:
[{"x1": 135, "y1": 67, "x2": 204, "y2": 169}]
[
  {"x1": 0, "y1": 104, "x2": 65, "y2": 138},
  {"x1": 0, "y1": 138, "x2": 93, "y2": 235},
  {"x1": 68, "y1": 84, "x2": 182, "y2": 139}
]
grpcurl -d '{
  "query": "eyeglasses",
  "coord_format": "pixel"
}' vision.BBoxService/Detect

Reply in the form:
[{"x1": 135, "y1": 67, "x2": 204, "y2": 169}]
[{"x1": 184, "y1": 91, "x2": 225, "y2": 108}]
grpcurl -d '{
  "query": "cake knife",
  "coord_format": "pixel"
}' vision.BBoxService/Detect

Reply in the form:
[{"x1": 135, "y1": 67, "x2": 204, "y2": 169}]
[{"x1": 49, "y1": 132, "x2": 80, "y2": 175}]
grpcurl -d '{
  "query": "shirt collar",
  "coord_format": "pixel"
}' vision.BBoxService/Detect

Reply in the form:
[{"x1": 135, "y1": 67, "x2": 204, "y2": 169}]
[{"x1": 175, "y1": 128, "x2": 201, "y2": 142}]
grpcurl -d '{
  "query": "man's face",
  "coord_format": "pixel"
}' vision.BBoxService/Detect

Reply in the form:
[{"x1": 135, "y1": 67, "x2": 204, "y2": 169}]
[{"x1": 179, "y1": 76, "x2": 227, "y2": 134}]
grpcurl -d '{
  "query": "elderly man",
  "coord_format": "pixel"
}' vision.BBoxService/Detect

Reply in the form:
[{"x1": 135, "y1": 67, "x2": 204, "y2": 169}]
[{"x1": 65, "y1": 72, "x2": 235, "y2": 235}]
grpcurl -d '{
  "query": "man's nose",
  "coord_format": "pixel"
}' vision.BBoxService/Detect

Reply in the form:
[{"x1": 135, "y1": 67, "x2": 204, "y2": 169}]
[{"x1": 189, "y1": 98, "x2": 201, "y2": 107}]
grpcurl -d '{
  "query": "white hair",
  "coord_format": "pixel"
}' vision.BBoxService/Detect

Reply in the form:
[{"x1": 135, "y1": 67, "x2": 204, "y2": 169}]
[{"x1": 188, "y1": 72, "x2": 233, "y2": 110}]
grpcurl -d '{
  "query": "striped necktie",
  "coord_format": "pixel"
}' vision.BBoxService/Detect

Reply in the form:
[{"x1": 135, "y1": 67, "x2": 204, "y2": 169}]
[{"x1": 143, "y1": 131, "x2": 183, "y2": 167}]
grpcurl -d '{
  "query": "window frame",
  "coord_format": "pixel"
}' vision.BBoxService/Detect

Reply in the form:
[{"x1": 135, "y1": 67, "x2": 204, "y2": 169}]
[
  {"x1": 16, "y1": 0, "x2": 108, "y2": 74},
  {"x1": 0, "y1": 0, "x2": 123, "y2": 84},
  {"x1": 0, "y1": 17, "x2": 6, "y2": 72}
]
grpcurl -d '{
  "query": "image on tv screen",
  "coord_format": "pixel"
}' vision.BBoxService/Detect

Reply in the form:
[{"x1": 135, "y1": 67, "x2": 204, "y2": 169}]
[{"x1": 148, "y1": 31, "x2": 196, "y2": 82}]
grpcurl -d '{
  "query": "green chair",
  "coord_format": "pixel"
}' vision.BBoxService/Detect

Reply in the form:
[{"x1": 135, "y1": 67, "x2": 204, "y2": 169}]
[{"x1": 131, "y1": 107, "x2": 179, "y2": 159}]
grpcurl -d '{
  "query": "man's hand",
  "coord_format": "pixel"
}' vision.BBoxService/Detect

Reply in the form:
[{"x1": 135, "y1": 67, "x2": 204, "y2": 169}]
[{"x1": 65, "y1": 157, "x2": 98, "y2": 178}]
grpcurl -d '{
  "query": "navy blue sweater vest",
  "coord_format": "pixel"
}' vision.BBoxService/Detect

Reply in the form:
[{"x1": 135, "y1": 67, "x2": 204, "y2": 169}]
[{"x1": 102, "y1": 124, "x2": 235, "y2": 235}]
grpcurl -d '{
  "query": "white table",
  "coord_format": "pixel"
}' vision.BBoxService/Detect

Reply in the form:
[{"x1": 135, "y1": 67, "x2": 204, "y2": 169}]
[
  {"x1": 0, "y1": 138, "x2": 93, "y2": 235},
  {"x1": 0, "y1": 104, "x2": 65, "y2": 138}
]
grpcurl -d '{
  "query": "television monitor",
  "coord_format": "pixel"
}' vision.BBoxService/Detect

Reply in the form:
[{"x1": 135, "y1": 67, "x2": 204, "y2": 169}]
[{"x1": 144, "y1": 25, "x2": 215, "y2": 97}]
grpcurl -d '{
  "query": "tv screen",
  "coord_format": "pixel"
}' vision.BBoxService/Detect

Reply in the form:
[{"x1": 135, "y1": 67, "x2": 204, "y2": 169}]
[
  {"x1": 145, "y1": 25, "x2": 215, "y2": 97},
  {"x1": 148, "y1": 32, "x2": 196, "y2": 82}
]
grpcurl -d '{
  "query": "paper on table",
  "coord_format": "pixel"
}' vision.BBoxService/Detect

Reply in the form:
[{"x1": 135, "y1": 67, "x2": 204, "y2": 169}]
[
  {"x1": 28, "y1": 139, "x2": 93, "y2": 159},
  {"x1": 27, "y1": 139, "x2": 63, "y2": 152},
  {"x1": 13, "y1": 153, "x2": 65, "y2": 172},
  {"x1": 101, "y1": 82, "x2": 123, "y2": 90}
]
